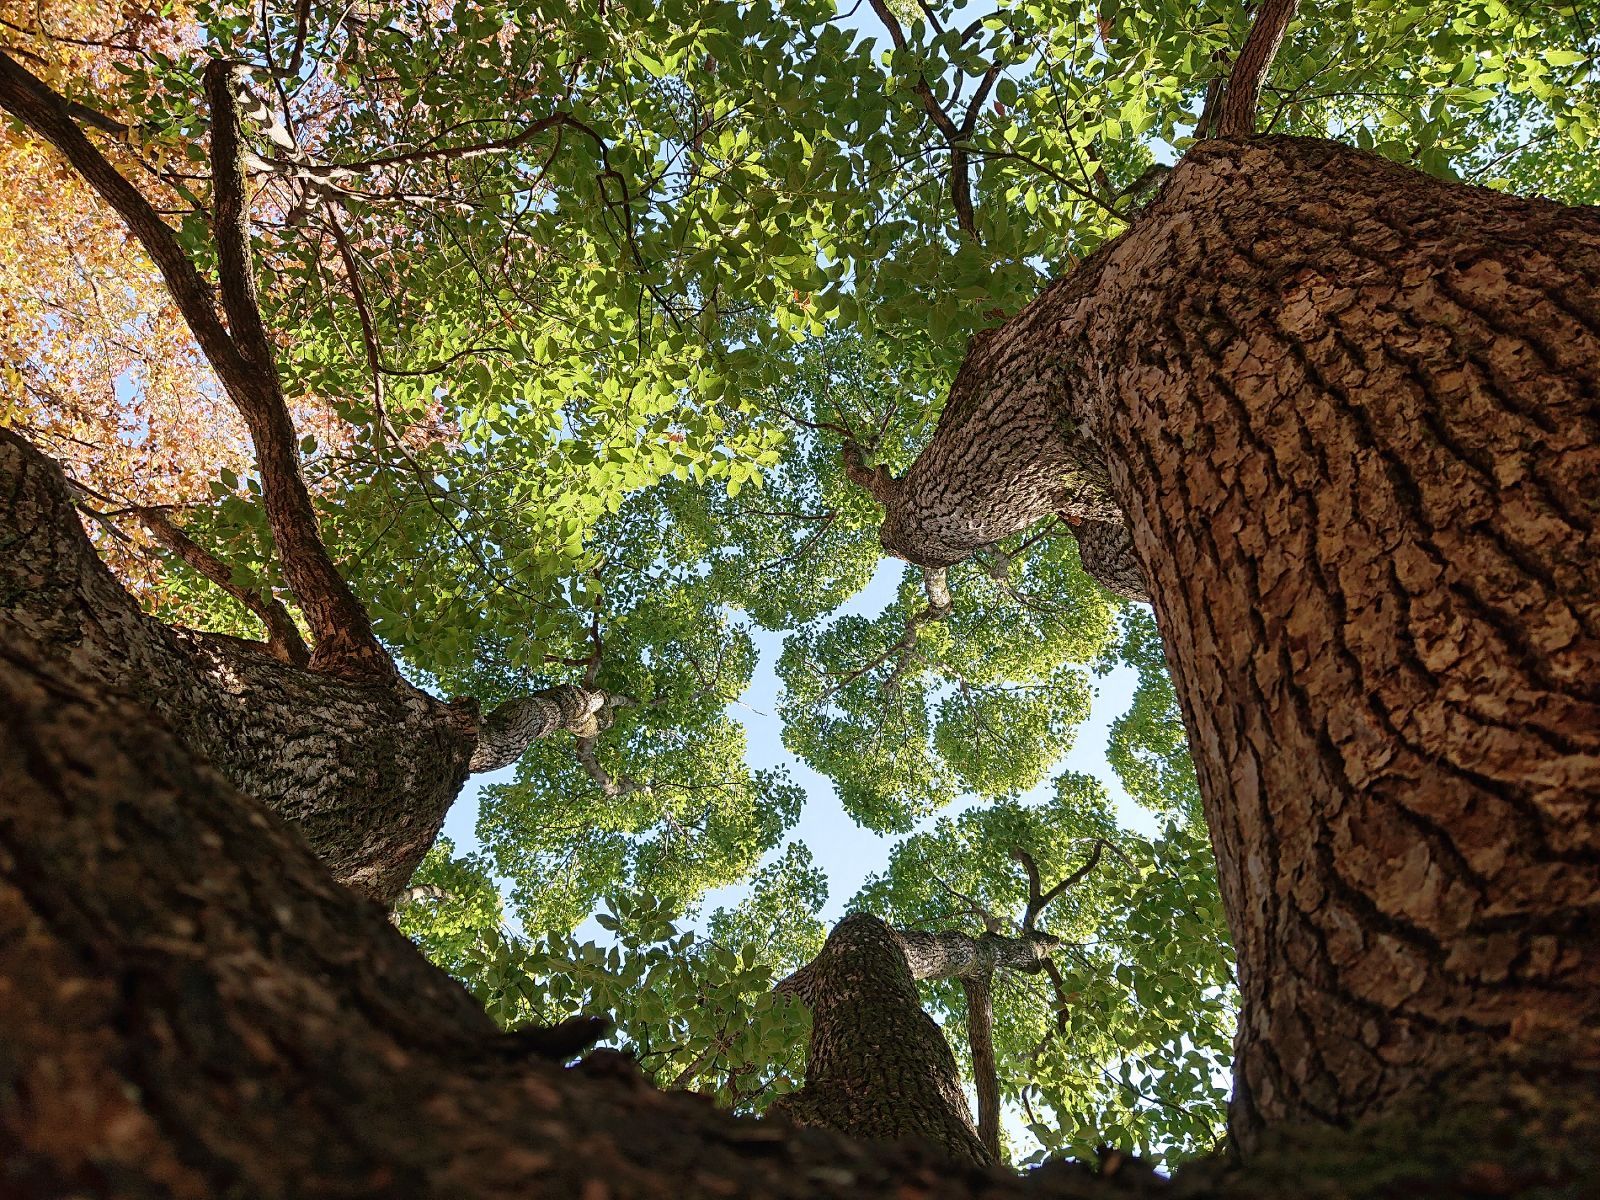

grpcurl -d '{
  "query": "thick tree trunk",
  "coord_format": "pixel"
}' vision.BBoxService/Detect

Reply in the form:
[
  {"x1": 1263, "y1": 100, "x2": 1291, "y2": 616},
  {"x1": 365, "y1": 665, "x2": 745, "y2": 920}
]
[
  {"x1": 774, "y1": 918, "x2": 1062, "y2": 1166},
  {"x1": 889, "y1": 136, "x2": 1600, "y2": 1149},
  {"x1": 0, "y1": 429, "x2": 601, "y2": 904},
  {"x1": 0, "y1": 642, "x2": 1134, "y2": 1197},
  {"x1": 852, "y1": 297, "x2": 1123, "y2": 574},
  {"x1": 5, "y1": 579, "x2": 1600, "y2": 1193},
  {"x1": 1, "y1": 427, "x2": 472, "y2": 903}
]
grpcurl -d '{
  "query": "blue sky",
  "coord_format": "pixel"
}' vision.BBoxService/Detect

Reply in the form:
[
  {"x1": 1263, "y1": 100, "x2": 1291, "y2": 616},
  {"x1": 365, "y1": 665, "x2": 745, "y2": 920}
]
[
  {"x1": 441, "y1": 554, "x2": 1152, "y2": 935},
  {"x1": 440, "y1": 0, "x2": 1166, "y2": 936}
]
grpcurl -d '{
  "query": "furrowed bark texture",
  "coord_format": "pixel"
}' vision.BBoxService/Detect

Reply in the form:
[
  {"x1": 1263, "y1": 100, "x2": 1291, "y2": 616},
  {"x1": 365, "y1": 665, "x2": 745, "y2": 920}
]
[
  {"x1": 862, "y1": 302, "x2": 1123, "y2": 571},
  {"x1": 1081, "y1": 137, "x2": 1600, "y2": 1143},
  {"x1": 898, "y1": 135, "x2": 1600, "y2": 1147},
  {"x1": 469, "y1": 684, "x2": 609, "y2": 772},
  {"x1": 853, "y1": 245, "x2": 1144, "y2": 600},
  {"x1": 0, "y1": 650, "x2": 1151, "y2": 1198},
  {"x1": 776, "y1": 915, "x2": 992, "y2": 1167},
  {"x1": 0, "y1": 428, "x2": 473, "y2": 904},
  {"x1": 5, "y1": 611, "x2": 1600, "y2": 1194}
]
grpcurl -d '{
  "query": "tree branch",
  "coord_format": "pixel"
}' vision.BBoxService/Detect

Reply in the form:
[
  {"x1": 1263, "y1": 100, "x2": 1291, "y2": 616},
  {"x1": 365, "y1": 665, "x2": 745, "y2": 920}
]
[
  {"x1": 0, "y1": 49, "x2": 393, "y2": 678},
  {"x1": 1014, "y1": 840, "x2": 1107, "y2": 933},
  {"x1": 204, "y1": 60, "x2": 277, "y2": 374},
  {"x1": 0, "y1": 50, "x2": 243, "y2": 379},
  {"x1": 841, "y1": 440, "x2": 899, "y2": 506},
  {"x1": 1215, "y1": 0, "x2": 1300, "y2": 138},
  {"x1": 393, "y1": 884, "x2": 453, "y2": 911},
  {"x1": 934, "y1": 875, "x2": 1003, "y2": 935},
  {"x1": 469, "y1": 685, "x2": 606, "y2": 773},
  {"x1": 575, "y1": 733, "x2": 640, "y2": 798},
  {"x1": 132, "y1": 507, "x2": 310, "y2": 667},
  {"x1": 817, "y1": 567, "x2": 952, "y2": 703},
  {"x1": 864, "y1": 0, "x2": 979, "y2": 238},
  {"x1": 961, "y1": 975, "x2": 1001, "y2": 1161}
]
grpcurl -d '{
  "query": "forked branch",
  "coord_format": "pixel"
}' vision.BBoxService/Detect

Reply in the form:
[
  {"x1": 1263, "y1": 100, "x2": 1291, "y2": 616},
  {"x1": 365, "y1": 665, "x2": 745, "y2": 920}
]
[
  {"x1": 133, "y1": 507, "x2": 310, "y2": 667},
  {"x1": 1014, "y1": 840, "x2": 1107, "y2": 933},
  {"x1": 0, "y1": 49, "x2": 392, "y2": 678}
]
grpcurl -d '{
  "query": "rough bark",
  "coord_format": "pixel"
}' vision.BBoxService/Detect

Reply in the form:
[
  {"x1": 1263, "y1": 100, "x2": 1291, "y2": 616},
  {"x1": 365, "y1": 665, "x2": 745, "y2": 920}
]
[
  {"x1": 1090, "y1": 136, "x2": 1600, "y2": 1147},
  {"x1": 1, "y1": 429, "x2": 601, "y2": 904},
  {"x1": 896, "y1": 927, "x2": 1059, "y2": 981},
  {"x1": 853, "y1": 300, "x2": 1123, "y2": 573},
  {"x1": 0, "y1": 619, "x2": 1025, "y2": 1200},
  {"x1": 774, "y1": 918, "x2": 1063, "y2": 1168},
  {"x1": 889, "y1": 135, "x2": 1600, "y2": 1150},
  {"x1": 1, "y1": 427, "x2": 475, "y2": 903},
  {"x1": 1069, "y1": 518, "x2": 1148, "y2": 602},
  {"x1": 470, "y1": 684, "x2": 610, "y2": 772},
  {"x1": 1213, "y1": 0, "x2": 1300, "y2": 139},
  {"x1": 6, "y1": 577, "x2": 1600, "y2": 1195},
  {"x1": 775, "y1": 914, "x2": 993, "y2": 1167},
  {"x1": 839, "y1": 254, "x2": 1145, "y2": 602}
]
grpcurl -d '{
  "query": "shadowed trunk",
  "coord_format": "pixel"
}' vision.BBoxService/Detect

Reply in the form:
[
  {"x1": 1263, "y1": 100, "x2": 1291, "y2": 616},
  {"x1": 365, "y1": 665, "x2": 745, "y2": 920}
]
[
  {"x1": 5, "y1": 577, "x2": 1600, "y2": 1195},
  {"x1": 774, "y1": 917, "x2": 1061, "y2": 1166},
  {"x1": 775, "y1": 914, "x2": 992, "y2": 1166},
  {"x1": 0, "y1": 625, "x2": 1142, "y2": 1197},
  {"x1": 885, "y1": 136, "x2": 1600, "y2": 1150},
  {"x1": 0, "y1": 428, "x2": 607, "y2": 904}
]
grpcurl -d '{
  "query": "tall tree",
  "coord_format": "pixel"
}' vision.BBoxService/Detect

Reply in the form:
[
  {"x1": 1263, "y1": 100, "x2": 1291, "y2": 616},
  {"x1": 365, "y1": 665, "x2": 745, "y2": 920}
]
[
  {"x1": 0, "y1": 43, "x2": 685, "y2": 903},
  {"x1": 8, "y1": 490, "x2": 1600, "y2": 1195},
  {"x1": 859, "y1": 9, "x2": 1600, "y2": 1156},
  {"x1": 851, "y1": 773, "x2": 1235, "y2": 1163},
  {"x1": 7, "y1": 0, "x2": 1600, "y2": 1188}
]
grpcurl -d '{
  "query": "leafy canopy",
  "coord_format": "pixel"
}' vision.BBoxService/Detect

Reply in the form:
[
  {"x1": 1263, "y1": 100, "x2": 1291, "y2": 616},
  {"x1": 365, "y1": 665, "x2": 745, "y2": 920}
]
[{"x1": 8, "y1": 0, "x2": 1597, "y2": 1171}]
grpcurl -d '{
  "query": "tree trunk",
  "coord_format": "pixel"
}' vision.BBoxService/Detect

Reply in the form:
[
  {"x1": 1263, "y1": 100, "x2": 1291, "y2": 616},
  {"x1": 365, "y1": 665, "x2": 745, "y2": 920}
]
[
  {"x1": 0, "y1": 429, "x2": 601, "y2": 905},
  {"x1": 887, "y1": 136, "x2": 1600, "y2": 1149},
  {"x1": 773, "y1": 918, "x2": 1063, "y2": 1166},
  {"x1": 961, "y1": 974, "x2": 1002, "y2": 1162},
  {"x1": 775, "y1": 914, "x2": 993, "y2": 1166},
  {"x1": 0, "y1": 641, "x2": 1123, "y2": 1197},
  {"x1": 7, "y1": 563, "x2": 1600, "y2": 1196}
]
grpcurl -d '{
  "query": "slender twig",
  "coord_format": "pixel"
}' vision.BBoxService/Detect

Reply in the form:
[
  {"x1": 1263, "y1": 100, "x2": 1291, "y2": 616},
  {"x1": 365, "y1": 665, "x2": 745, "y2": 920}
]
[{"x1": 133, "y1": 506, "x2": 311, "y2": 667}]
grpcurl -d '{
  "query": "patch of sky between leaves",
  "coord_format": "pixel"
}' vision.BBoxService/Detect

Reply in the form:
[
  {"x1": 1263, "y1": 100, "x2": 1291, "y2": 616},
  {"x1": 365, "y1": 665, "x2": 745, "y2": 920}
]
[{"x1": 440, "y1": 552, "x2": 1153, "y2": 944}]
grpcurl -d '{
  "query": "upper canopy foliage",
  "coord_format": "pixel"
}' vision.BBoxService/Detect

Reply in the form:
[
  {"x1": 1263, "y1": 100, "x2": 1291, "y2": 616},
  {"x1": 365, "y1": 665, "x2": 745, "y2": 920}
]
[{"x1": 5, "y1": 0, "x2": 1597, "y2": 1169}]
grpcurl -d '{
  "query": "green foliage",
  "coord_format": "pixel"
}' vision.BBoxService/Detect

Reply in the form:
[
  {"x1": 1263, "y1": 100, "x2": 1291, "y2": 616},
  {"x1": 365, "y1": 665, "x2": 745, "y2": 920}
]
[
  {"x1": 455, "y1": 889, "x2": 815, "y2": 1112},
  {"x1": 853, "y1": 773, "x2": 1235, "y2": 1164},
  {"x1": 706, "y1": 843, "x2": 832, "y2": 976},
  {"x1": 777, "y1": 537, "x2": 1117, "y2": 832},
  {"x1": 98, "y1": 0, "x2": 1600, "y2": 1170},
  {"x1": 393, "y1": 838, "x2": 508, "y2": 978},
  {"x1": 1103, "y1": 608, "x2": 1204, "y2": 826}
]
